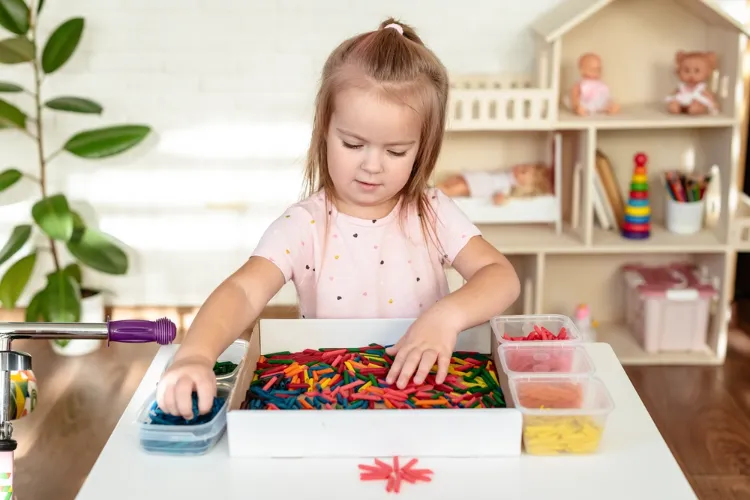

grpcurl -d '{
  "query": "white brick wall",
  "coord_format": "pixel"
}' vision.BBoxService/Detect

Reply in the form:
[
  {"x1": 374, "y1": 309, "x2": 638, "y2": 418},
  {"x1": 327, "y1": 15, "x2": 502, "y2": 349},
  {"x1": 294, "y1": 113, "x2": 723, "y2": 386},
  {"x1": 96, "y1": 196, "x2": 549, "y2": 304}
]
[{"x1": 0, "y1": 0, "x2": 745, "y2": 307}]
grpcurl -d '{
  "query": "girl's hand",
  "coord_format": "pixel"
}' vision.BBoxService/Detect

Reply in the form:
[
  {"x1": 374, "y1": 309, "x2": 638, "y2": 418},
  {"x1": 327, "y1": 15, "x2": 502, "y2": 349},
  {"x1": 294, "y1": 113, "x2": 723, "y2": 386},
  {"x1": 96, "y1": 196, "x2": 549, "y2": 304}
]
[
  {"x1": 385, "y1": 307, "x2": 461, "y2": 389},
  {"x1": 157, "y1": 355, "x2": 216, "y2": 419}
]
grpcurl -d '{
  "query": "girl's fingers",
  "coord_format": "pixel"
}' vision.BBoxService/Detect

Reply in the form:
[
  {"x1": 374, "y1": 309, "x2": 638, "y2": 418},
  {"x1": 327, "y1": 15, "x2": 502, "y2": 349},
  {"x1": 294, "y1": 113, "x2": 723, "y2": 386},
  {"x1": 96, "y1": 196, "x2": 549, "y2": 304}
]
[
  {"x1": 435, "y1": 351, "x2": 451, "y2": 384},
  {"x1": 385, "y1": 339, "x2": 401, "y2": 356},
  {"x1": 159, "y1": 383, "x2": 177, "y2": 416},
  {"x1": 413, "y1": 350, "x2": 437, "y2": 385},
  {"x1": 175, "y1": 377, "x2": 196, "y2": 419},
  {"x1": 397, "y1": 348, "x2": 424, "y2": 389},
  {"x1": 195, "y1": 375, "x2": 216, "y2": 415},
  {"x1": 386, "y1": 345, "x2": 412, "y2": 385},
  {"x1": 386, "y1": 330, "x2": 409, "y2": 356}
]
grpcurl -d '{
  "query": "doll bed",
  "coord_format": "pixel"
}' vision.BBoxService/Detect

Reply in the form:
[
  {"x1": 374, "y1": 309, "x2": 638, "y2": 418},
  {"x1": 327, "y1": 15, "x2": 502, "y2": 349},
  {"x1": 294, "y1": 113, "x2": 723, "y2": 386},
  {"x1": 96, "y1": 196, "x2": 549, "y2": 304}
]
[
  {"x1": 449, "y1": 132, "x2": 563, "y2": 235},
  {"x1": 453, "y1": 194, "x2": 559, "y2": 225}
]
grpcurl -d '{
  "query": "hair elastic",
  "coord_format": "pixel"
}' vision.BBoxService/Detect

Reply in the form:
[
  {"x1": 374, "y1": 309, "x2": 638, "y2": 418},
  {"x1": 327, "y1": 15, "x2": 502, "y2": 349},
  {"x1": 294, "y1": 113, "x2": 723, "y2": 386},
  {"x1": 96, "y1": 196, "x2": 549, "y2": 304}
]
[{"x1": 384, "y1": 23, "x2": 403, "y2": 35}]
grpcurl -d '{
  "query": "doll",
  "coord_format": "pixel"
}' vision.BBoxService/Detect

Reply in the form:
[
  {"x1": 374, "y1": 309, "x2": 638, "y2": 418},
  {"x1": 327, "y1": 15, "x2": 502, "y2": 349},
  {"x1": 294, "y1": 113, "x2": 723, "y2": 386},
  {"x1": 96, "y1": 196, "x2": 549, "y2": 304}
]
[
  {"x1": 568, "y1": 52, "x2": 619, "y2": 116},
  {"x1": 437, "y1": 163, "x2": 553, "y2": 205},
  {"x1": 665, "y1": 50, "x2": 718, "y2": 115}
]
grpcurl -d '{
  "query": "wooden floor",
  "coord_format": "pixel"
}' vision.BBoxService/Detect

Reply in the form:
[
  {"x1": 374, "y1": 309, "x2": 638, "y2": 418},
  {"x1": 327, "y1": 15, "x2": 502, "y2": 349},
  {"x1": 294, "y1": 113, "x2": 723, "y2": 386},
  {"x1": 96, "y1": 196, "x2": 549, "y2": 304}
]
[{"x1": 4, "y1": 307, "x2": 750, "y2": 499}]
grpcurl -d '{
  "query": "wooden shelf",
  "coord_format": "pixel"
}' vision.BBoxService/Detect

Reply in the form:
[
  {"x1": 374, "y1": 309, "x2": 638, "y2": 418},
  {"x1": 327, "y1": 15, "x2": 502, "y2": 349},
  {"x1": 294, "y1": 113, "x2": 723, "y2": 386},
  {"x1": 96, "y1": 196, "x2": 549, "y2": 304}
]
[
  {"x1": 596, "y1": 322, "x2": 721, "y2": 365},
  {"x1": 479, "y1": 223, "x2": 583, "y2": 254},
  {"x1": 435, "y1": 0, "x2": 748, "y2": 367},
  {"x1": 473, "y1": 223, "x2": 726, "y2": 255},
  {"x1": 556, "y1": 103, "x2": 739, "y2": 130},
  {"x1": 591, "y1": 225, "x2": 726, "y2": 253}
]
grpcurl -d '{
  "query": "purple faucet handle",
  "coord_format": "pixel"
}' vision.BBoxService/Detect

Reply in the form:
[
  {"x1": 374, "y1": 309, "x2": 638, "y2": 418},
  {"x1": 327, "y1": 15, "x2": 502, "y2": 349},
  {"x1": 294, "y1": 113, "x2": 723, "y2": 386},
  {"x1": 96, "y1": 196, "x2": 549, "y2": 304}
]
[{"x1": 107, "y1": 317, "x2": 177, "y2": 345}]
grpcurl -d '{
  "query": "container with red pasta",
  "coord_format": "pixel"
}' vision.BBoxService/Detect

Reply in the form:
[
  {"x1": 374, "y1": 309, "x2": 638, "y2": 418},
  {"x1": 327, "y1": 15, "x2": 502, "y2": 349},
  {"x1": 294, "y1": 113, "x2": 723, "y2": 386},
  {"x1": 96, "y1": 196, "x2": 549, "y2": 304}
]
[
  {"x1": 490, "y1": 314, "x2": 583, "y2": 345},
  {"x1": 499, "y1": 343, "x2": 595, "y2": 377}
]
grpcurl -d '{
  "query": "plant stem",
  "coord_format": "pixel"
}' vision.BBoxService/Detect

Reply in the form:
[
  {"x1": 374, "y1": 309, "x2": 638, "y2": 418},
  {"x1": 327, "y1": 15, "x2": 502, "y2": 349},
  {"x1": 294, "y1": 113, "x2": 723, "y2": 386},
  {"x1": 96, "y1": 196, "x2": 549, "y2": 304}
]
[
  {"x1": 45, "y1": 148, "x2": 62, "y2": 164},
  {"x1": 22, "y1": 172, "x2": 41, "y2": 184},
  {"x1": 29, "y1": 0, "x2": 60, "y2": 273}
]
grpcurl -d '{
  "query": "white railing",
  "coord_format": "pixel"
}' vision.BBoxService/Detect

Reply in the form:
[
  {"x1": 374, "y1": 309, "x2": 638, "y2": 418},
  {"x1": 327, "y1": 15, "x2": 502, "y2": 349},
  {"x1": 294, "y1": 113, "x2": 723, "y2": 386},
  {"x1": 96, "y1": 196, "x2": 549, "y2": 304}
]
[{"x1": 446, "y1": 74, "x2": 554, "y2": 130}]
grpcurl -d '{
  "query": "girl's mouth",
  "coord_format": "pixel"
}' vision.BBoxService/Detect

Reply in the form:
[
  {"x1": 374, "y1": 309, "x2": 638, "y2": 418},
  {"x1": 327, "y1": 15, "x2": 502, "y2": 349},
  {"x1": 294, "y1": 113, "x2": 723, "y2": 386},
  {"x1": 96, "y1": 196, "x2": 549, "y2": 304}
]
[{"x1": 356, "y1": 180, "x2": 380, "y2": 190}]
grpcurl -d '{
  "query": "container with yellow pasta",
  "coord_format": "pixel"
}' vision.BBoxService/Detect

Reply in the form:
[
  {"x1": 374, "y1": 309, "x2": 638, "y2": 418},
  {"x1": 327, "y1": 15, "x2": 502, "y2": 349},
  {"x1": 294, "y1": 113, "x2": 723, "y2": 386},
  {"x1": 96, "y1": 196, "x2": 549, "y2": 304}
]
[{"x1": 508, "y1": 375, "x2": 614, "y2": 456}]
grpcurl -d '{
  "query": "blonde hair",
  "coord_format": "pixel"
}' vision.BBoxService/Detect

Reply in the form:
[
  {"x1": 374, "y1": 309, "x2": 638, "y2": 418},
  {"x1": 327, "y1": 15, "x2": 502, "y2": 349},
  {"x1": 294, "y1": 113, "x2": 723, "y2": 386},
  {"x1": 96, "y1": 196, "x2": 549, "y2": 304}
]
[{"x1": 302, "y1": 17, "x2": 449, "y2": 250}]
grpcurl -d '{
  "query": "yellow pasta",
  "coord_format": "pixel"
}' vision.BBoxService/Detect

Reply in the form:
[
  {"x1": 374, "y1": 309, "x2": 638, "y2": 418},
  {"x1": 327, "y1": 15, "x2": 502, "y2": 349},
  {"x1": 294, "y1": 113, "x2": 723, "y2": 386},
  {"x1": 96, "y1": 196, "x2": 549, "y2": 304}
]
[{"x1": 522, "y1": 415, "x2": 604, "y2": 455}]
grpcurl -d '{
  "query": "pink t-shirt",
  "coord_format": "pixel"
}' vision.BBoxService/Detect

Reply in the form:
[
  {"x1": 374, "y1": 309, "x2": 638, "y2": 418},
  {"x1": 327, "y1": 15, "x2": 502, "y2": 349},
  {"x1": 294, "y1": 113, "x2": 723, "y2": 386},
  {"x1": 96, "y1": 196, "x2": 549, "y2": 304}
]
[{"x1": 251, "y1": 187, "x2": 482, "y2": 319}]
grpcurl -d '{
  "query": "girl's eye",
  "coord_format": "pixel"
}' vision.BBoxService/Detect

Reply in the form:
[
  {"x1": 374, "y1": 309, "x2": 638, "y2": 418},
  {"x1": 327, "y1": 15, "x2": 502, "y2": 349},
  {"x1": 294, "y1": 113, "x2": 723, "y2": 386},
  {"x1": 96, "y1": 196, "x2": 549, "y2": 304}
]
[
  {"x1": 342, "y1": 141, "x2": 362, "y2": 149},
  {"x1": 388, "y1": 150, "x2": 407, "y2": 157}
]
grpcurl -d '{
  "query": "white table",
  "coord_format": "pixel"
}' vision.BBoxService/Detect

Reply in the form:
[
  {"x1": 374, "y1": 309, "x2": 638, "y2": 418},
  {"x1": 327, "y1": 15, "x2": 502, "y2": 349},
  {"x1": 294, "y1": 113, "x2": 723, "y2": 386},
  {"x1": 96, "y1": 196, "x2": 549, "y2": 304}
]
[{"x1": 76, "y1": 343, "x2": 698, "y2": 499}]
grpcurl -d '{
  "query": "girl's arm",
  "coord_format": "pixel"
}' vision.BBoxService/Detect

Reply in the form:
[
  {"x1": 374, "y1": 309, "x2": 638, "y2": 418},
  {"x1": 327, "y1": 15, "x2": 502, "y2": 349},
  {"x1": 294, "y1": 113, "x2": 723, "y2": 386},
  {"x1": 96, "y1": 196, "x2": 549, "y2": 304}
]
[
  {"x1": 170, "y1": 256, "x2": 286, "y2": 366},
  {"x1": 433, "y1": 235, "x2": 520, "y2": 331},
  {"x1": 385, "y1": 190, "x2": 520, "y2": 388},
  {"x1": 172, "y1": 204, "x2": 315, "y2": 366},
  {"x1": 385, "y1": 236, "x2": 519, "y2": 389}
]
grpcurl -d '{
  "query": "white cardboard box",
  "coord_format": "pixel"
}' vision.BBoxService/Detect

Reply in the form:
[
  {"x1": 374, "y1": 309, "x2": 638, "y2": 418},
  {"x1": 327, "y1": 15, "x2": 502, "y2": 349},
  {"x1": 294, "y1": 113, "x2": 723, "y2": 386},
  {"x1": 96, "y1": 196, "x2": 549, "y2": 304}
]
[{"x1": 226, "y1": 318, "x2": 523, "y2": 458}]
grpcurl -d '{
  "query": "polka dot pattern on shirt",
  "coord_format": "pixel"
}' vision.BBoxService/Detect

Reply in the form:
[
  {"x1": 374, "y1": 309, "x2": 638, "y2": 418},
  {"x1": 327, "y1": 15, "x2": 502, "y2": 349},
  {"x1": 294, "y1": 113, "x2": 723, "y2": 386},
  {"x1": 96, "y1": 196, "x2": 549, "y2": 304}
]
[{"x1": 250, "y1": 188, "x2": 482, "y2": 319}]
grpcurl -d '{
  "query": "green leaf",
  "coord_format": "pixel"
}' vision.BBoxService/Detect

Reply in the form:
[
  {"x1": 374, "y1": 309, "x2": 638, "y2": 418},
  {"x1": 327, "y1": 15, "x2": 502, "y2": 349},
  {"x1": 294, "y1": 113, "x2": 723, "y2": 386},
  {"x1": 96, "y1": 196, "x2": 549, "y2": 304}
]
[
  {"x1": 63, "y1": 262, "x2": 82, "y2": 283},
  {"x1": 71, "y1": 210, "x2": 85, "y2": 230},
  {"x1": 63, "y1": 125, "x2": 151, "y2": 159},
  {"x1": 31, "y1": 194, "x2": 73, "y2": 241},
  {"x1": 67, "y1": 210, "x2": 86, "y2": 244},
  {"x1": 24, "y1": 289, "x2": 45, "y2": 321},
  {"x1": 41, "y1": 17, "x2": 84, "y2": 74},
  {"x1": 42, "y1": 270, "x2": 80, "y2": 322},
  {"x1": 67, "y1": 228, "x2": 128, "y2": 275},
  {"x1": 37, "y1": 0, "x2": 44, "y2": 15},
  {"x1": 45, "y1": 96, "x2": 102, "y2": 114},
  {"x1": 0, "y1": 168, "x2": 21, "y2": 192},
  {"x1": 0, "y1": 82, "x2": 22, "y2": 92},
  {"x1": 0, "y1": 98, "x2": 26, "y2": 128},
  {"x1": 0, "y1": 0, "x2": 30, "y2": 36},
  {"x1": 0, "y1": 224, "x2": 31, "y2": 266},
  {"x1": 0, "y1": 36, "x2": 34, "y2": 64},
  {"x1": 0, "y1": 252, "x2": 35, "y2": 309}
]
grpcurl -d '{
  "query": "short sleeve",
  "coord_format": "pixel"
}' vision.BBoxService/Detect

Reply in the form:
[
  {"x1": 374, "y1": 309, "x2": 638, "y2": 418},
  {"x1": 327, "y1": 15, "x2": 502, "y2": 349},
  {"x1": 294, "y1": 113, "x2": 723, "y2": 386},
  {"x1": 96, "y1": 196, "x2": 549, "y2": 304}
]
[
  {"x1": 251, "y1": 205, "x2": 315, "y2": 283},
  {"x1": 430, "y1": 188, "x2": 482, "y2": 265}
]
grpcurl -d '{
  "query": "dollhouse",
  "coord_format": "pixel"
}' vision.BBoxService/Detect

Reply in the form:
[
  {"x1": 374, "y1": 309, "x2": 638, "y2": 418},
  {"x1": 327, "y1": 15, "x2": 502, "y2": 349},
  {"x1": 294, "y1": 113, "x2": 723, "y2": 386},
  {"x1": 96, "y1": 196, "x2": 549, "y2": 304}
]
[{"x1": 434, "y1": 0, "x2": 750, "y2": 366}]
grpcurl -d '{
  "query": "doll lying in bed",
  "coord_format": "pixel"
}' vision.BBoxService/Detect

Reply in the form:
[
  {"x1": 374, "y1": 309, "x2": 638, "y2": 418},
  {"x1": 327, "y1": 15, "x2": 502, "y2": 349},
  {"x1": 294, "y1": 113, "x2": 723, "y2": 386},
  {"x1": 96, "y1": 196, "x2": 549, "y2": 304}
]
[{"x1": 437, "y1": 163, "x2": 553, "y2": 205}]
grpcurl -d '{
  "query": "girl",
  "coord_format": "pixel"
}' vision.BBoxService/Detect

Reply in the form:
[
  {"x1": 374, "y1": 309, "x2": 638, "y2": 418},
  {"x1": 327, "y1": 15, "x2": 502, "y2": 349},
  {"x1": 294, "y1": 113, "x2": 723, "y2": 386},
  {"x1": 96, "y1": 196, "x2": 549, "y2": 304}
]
[{"x1": 157, "y1": 18, "x2": 520, "y2": 420}]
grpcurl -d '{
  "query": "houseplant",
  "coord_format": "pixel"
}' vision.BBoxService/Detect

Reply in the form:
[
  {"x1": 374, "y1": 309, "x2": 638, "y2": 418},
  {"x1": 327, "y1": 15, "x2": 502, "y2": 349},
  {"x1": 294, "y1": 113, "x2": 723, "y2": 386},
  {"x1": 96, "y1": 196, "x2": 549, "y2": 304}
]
[{"x1": 0, "y1": 0, "x2": 152, "y2": 355}]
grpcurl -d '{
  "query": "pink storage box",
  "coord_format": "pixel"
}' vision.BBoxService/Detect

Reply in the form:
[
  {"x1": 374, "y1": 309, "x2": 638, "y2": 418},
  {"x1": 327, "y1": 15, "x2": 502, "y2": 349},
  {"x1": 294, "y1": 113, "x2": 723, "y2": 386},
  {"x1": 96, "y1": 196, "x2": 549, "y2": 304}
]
[{"x1": 622, "y1": 262, "x2": 717, "y2": 353}]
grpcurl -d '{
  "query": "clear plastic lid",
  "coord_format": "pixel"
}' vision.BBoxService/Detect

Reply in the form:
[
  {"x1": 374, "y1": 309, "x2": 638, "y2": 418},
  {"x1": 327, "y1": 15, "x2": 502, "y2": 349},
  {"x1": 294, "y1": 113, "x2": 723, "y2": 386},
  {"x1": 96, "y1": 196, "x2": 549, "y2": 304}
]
[
  {"x1": 499, "y1": 344, "x2": 595, "y2": 377},
  {"x1": 491, "y1": 314, "x2": 583, "y2": 345}
]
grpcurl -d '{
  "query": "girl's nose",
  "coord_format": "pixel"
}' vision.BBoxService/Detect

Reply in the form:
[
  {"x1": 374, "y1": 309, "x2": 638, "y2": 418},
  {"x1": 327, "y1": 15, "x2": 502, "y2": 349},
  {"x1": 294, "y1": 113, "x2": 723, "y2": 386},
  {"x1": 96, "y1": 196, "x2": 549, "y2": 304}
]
[{"x1": 360, "y1": 152, "x2": 383, "y2": 174}]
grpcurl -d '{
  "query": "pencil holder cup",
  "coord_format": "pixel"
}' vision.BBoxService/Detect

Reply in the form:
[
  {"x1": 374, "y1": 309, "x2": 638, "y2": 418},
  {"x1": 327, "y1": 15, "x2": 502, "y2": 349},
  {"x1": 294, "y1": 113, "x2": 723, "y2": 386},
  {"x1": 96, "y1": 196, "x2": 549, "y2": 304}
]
[{"x1": 665, "y1": 196, "x2": 705, "y2": 234}]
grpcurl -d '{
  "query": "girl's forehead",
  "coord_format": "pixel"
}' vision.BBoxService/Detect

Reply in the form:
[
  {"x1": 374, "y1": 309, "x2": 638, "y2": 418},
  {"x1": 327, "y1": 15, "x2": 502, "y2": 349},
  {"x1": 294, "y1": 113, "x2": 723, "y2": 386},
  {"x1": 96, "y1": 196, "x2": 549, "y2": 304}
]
[{"x1": 331, "y1": 86, "x2": 421, "y2": 143}]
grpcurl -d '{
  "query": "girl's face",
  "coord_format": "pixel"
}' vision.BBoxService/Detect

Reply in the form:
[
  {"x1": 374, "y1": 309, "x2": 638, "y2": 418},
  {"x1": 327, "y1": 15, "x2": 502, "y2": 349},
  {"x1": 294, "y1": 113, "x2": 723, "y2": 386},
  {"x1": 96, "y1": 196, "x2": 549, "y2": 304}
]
[{"x1": 326, "y1": 86, "x2": 421, "y2": 220}]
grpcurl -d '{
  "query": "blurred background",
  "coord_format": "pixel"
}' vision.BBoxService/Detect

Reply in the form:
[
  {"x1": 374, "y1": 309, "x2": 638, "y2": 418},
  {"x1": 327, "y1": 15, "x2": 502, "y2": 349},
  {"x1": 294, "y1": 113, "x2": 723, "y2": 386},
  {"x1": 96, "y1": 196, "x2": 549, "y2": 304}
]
[{"x1": 1, "y1": 1, "x2": 750, "y2": 498}]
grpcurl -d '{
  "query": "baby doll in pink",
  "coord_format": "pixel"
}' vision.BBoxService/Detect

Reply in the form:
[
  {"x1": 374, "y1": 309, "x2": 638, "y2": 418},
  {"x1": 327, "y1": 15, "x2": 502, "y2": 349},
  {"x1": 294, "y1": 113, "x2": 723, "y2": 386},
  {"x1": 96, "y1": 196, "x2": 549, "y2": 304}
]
[{"x1": 568, "y1": 53, "x2": 619, "y2": 116}]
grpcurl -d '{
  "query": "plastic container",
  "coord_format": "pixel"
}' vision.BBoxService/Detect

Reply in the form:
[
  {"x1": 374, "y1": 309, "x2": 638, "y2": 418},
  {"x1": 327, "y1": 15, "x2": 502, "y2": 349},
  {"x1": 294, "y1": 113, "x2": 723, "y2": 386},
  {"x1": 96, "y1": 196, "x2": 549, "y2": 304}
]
[
  {"x1": 499, "y1": 344, "x2": 595, "y2": 377},
  {"x1": 508, "y1": 375, "x2": 614, "y2": 456},
  {"x1": 491, "y1": 314, "x2": 583, "y2": 345},
  {"x1": 135, "y1": 385, "x2": 231, "y2": 456},
  {"x1": 622, "y1": 263, "x2": 717, "y2": 353},
  {"x1": 164, "y1": 339, "x2": 247, "y2": 386}
]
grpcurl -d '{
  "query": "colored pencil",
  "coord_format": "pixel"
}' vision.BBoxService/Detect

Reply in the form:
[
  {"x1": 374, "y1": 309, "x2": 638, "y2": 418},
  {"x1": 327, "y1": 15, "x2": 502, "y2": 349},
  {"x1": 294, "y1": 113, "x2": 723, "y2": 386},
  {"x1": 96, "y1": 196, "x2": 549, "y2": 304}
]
[{"x1": 662, "y1": 170, "x2": 711, "y2": 203}]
